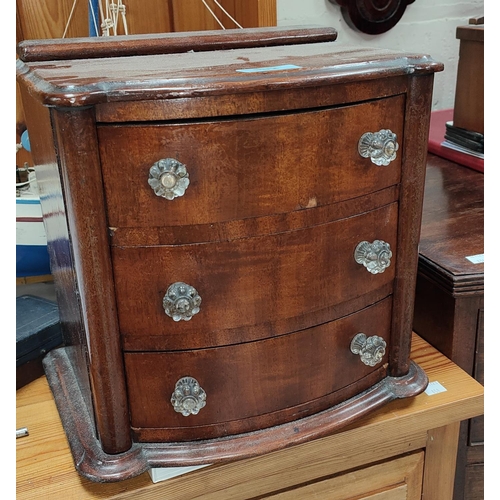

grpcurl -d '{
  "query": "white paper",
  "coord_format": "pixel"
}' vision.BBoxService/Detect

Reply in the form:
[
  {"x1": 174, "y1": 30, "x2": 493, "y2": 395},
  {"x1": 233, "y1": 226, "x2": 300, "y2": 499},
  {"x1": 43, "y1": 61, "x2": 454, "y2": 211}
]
[
  {"x1": 425, "y1": 381, "x2": 447, "y2": 396},
  {"x1": 148, "y1": 464, "x2": 210, "y2": 483},
  {"x1": 465, "y1": 254, "x2": 484, "y2": 264}
]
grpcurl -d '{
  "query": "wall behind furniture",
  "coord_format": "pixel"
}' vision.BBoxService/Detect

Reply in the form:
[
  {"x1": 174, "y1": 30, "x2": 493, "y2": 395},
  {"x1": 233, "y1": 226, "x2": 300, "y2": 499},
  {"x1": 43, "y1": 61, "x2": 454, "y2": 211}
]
[{"x1": 276, "y1": 0, "x2": 484, "y2": 110}]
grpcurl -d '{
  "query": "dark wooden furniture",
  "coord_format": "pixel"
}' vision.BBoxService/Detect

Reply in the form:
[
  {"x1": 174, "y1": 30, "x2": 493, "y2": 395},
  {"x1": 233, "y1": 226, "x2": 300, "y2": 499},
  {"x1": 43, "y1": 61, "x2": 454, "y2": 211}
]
[
  {"x1": 453, "y1": 20, "x2": 484, "y2": 135},
  {"x1": 17, "y1": 335, "x2": 485, "y2": 500},
  {"x1": 413, "y1": 154, "x2": 484, "y2": 500},
  {"x1": 16, "y1": 26, "x2": 442, "y2": 482}
]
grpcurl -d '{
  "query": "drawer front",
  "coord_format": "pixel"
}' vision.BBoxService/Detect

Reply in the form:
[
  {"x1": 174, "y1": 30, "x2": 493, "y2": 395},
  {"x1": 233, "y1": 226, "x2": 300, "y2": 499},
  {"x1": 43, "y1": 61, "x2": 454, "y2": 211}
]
[
  {"x1": 125, "y1": 297, "x2": 392, "y2": 441},
  {"x1": 260, "y1": 452, "x2": 424, "y2": 500},
  {"x1": 114, "y1": 203, "x2": 398, "y2": 351},
  {"x1": 98, "y1": 95, "x2": 404, "y2": 228}
]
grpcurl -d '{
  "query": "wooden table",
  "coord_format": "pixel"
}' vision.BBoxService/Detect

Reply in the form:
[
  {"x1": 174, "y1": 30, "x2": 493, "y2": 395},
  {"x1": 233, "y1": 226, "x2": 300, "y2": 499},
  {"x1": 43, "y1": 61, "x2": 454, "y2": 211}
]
[
  {"x1": 413, "y1": 153, "x2": 484, "y2": 500},
  {"x1": 17, "y1": 334, "x2": 483, "y2": 500}
]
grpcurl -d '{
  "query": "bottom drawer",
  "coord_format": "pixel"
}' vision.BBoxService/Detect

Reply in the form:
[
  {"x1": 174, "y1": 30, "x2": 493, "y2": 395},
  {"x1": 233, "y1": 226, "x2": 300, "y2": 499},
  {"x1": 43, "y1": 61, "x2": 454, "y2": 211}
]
[
  {"x1": 261, "y1": 451, "x2": 424, "y2": 500},
  {"x1": 125, "y1": 297, "x2": 392, "y2": 442}
]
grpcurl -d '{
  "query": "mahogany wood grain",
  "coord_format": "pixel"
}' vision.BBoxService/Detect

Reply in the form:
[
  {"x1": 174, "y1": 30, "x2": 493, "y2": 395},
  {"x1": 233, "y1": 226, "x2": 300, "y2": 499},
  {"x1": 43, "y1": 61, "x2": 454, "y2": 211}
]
[
  {"x1": 413, "y1": 155, "x2": 484, "y2": 373},
  {"x1": 42, "y1": 346, "x2": 427, "y2": 479},
  {"x1": 388, "y1": 74, "x2": 435, "y2": 377},
  {"x1": 50, "y1": 108, "x2": 131, "y2": 454},
  {"x1": 17, "y1": 25, "x2": 336, "y2": 61},
  {"x1": 96, "y1": 76, "x2": 409, "y2": 123},
  {"x1": 98, "y1": 95, "x2": 404, "y2": 228},
  {"x1": 16, "y1": 334, "x2": 483, "y2": 491},
  {"x1": 16, "y1": 31, "x2": 444, "y2": 481},
  {"x1": 113, "y1": 203, "x2": 397, "y2": 351},
  {"x1": 110, "y1": 185, "x2": 399, "y2": 246},
  {"x1": 412, "y1": 154, "x2": 484, "y2": 500},
  {"x1": 416, "y1": 155, "x2": 484, "y2": 284},
  {"x1": 16, "y1": 43, "x2": 443, "y2": 107},
  {"x1": 126, "y1": 298, "x2": 391, "y2": 440}
]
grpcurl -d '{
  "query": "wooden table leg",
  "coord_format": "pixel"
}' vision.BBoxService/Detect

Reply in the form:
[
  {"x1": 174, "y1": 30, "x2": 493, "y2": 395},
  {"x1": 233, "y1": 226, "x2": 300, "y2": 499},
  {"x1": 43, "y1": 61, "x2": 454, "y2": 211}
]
[{"x1": 422, "y1": 421, "x2": 461, "y2": 499}]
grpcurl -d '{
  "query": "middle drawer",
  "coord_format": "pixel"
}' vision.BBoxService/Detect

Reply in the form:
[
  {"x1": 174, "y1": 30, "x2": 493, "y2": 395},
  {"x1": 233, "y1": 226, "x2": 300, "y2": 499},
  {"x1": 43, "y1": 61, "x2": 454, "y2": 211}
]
[{"x1": 114, "y1": 202, "x2": 397, "y2": 351}]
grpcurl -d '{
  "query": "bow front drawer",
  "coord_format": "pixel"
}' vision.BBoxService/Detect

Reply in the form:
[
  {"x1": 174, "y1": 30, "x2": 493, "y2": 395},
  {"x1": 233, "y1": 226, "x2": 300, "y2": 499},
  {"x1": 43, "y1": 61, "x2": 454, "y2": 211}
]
[
  {"x1": 98, "y1": 95, "x2": 404, "y2": 228},
  {"x1": 125, "y1": 296, "x2": 392, "y2": 442},
  {"x1": 113, "y1": 202, "x2": 397, "y2": 351}
]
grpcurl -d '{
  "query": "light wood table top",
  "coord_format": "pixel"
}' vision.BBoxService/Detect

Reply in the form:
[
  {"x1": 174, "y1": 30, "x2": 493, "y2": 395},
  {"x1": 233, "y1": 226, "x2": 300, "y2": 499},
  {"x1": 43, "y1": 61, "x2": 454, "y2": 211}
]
[{"x1": 16, "y1": 334, "x2": 484, "y2": 500}]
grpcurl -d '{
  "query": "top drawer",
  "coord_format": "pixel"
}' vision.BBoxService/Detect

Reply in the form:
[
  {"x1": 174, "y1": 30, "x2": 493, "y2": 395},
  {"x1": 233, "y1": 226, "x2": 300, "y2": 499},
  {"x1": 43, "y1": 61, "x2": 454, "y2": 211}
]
[{"x1": 98, "y1": 95, "x2": 404, "y2": 228}]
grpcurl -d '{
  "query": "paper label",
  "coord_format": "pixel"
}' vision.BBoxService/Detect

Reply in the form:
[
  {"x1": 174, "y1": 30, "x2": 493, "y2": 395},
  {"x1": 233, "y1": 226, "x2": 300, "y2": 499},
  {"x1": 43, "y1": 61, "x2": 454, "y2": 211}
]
[
  {"x1": 149, "y1": 464, "x2": 210, "y2": 483},
  {"x1": 425, "y1": 381, "x2": 447, "y2": 396},
  {"x1": 465, "y1": 254, "x2": 484, "y2": 264}
]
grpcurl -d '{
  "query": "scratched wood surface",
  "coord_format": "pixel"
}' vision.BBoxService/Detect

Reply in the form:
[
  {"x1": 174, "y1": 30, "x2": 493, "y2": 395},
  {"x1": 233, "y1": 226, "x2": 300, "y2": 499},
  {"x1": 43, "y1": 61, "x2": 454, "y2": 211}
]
[{"x1": 16, "y1": 334, "x2": 484, "y2": 500}]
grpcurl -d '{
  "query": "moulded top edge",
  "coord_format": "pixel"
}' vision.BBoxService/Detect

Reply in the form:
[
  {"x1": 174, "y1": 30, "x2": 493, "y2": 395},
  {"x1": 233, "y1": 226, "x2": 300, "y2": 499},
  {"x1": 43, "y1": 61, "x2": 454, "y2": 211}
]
[{"x1": 16, "y1": 42, "x2": 444, "y2": 107}]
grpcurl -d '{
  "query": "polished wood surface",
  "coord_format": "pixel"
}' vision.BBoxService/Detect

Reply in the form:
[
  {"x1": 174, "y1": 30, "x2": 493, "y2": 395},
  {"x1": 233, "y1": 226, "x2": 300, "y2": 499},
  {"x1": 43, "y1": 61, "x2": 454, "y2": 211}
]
[
  {"x1": 113, "y1": 205, "x2": 397, "y2": 351},
  {"x1": 95, "y1": 76, "x2": 410, "y2": 123},
  {"x1": 413, "y1": 154, "x2": 484, "y2": 500},
  {"x1": 98, "y1": 96, "x2": 403, "y2": 228},
  {"x1": 16, "y1": 31, "x2": 443, "y2": 478},
  {"x1": 51, "y1": 108, "x2": 131, "y2": 455},
  {"x1": 414, "y1": 154, "x2": 483, "y2": 370},
  {"x1": 16, "y1": 334, "x2": 484, "y2": 499},
  {"x1": 18, "y1": 25, "x2": 335, "y2": 62},
  {"x1": 125, "y1": 298, "x2": 391, "y2": 440},
  {"x1": 417, "y1": 154, "x2": 483, "y2": 281},
  {"x1": 16, "y1": 41, "x2": 443, "y2": 107}
]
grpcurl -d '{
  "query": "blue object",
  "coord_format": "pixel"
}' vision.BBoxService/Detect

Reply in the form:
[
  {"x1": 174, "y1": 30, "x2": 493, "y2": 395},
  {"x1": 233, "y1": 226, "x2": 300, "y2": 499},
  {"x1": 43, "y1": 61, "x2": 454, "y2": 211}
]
[
  {"x1": 21, "y1": 129, "x2": 31, "y2": 152},
  {"x1": 89, "y1": 0, "x2": 100, "y2": 36},
  {"x1": 236, "y1": 64, "x2": 302, "y2": 73},
  {"x1": 16, "y1": 245, "x2": 51, "y2": 278}
]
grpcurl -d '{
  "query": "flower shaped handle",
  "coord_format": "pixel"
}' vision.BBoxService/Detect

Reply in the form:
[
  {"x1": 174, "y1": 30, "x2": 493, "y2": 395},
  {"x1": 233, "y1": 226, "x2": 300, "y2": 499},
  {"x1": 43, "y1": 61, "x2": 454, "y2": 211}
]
[
  {"x1": 163, "y1": 282, "x2": 201, "y2": 321},
  {"x1": 358, "y1": 129, "x2": 399, "y2": 166},
  {"x1": 171, "y1": 377, "x2": 207, "y2": 416},
  {"x1": 350, "y1": 333, "x2": 387, "y2": 367},
  {"x1": 148, "y1": 158, "x2": 189, "y2": 200},
  {"x1": 354, "y1": 240, "x2": 392, "y2": 274}
]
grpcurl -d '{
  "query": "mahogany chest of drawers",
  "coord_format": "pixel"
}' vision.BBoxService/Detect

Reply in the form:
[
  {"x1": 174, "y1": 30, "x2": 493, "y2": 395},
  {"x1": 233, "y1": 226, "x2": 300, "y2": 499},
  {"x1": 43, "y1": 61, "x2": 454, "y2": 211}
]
[{"x1": 16, "y1": 27, "x2": 443, "y2": 482}]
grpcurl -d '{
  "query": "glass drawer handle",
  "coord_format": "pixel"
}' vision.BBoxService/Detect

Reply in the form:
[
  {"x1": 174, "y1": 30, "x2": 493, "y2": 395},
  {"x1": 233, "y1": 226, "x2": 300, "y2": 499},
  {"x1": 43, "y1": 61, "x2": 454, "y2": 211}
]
[
  {"x1": 171, "y1": 377, "x2": 207, "y2": 416},
  {"x1": 350, "y1": 333, "x2": 387, "y2": 367},
  {"x1": 355, "y1": 240, "x2": 392, "y2": 274},
  {"x1": 163, "y1": 282, "x2": 201, "y2": 321},
  {"x1": 358, "y1": 129, "x2": 399, "y2": 166},
  {"x1": 148, "y1": 158, "x2": 189, "y2": 199}
]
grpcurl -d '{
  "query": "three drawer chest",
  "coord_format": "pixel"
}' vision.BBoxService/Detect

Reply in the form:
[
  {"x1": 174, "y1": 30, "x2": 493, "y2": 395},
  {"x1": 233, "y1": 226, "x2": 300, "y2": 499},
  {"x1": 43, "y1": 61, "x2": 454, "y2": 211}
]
[{"x1": 16, "y1": 26, "x2": 443, "y2": 482}]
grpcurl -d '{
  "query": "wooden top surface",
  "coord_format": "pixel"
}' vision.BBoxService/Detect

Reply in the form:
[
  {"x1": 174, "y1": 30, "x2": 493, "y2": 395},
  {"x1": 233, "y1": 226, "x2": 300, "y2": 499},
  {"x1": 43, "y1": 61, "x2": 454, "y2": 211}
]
[
  {"x1": 456, "y1": 24, "x2": 484, "y2": 42},
  {"x1": 17, "y1": 26, "x2": 339, "y2": 62},
  {"x1": 16, "y1": 31, "x2": 443, "y2": 107},
  {"x1": 418, "y1": 154, "x2": 484, "y2": 286},
  {"x1": 16, "y1": 334, "x2": 483, "y2": 500}
]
